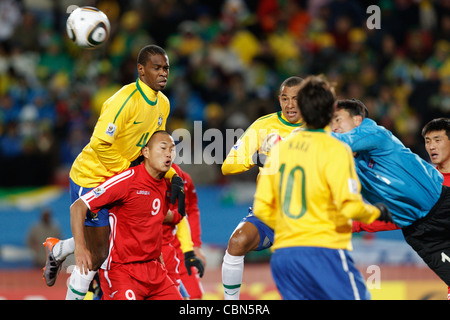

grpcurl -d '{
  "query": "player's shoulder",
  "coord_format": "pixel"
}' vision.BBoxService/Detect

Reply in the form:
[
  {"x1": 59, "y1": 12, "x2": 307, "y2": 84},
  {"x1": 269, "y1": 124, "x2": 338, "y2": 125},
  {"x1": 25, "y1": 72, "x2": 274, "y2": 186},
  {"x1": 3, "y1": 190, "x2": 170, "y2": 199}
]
[
  {"x1": 157, "y1": 90, "x2": 170, "y2": 104},
  {"x1": 102, "y1": 166, "x2": 138, "y2": 189},
  {"x1": 249, "y1": 112, "x2": 279, "y2": 129},
  {"x1": 118, "y1": 82, "x2": 139, "y2": 96},
  {"x1": 105, "y1": 83, "x2": 139, "y2": 106},
  {"x1": 254, "y1": 111, "x2": 278, "y2": 123}
]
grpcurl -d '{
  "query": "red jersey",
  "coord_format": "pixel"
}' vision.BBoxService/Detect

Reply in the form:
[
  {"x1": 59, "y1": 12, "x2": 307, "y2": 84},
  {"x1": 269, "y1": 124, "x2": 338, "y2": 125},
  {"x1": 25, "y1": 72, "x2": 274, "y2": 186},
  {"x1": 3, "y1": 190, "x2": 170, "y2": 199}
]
[
  {"x1": 164, "y1": 164, "x2": 204, "y2": 299},
  {"x1": 81, "y1": 164, "x2": 170, "y2": 267},
  {"x1": 440, "y1": 170, "x2": 450, "y2": 187}
]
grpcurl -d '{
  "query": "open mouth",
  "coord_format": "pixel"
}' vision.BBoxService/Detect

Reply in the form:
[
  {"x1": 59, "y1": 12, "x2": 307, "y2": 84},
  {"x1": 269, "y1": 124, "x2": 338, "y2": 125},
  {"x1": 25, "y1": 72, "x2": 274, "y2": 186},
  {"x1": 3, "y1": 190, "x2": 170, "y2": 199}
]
[{"x1": 286, "y1": 111, "x2": 297, "y2": 118}]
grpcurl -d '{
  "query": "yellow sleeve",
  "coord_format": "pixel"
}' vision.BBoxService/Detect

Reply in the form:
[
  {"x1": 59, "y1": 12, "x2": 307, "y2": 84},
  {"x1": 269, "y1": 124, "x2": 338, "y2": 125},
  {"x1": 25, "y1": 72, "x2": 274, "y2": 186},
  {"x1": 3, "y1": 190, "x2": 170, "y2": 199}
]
[
  {"x1": 90, "y1": 136, "x2": 130, "y2": 175},
  {"x1": 222, "y1": 123, "x2": 260, "y2": 175},
  {"x1": 326, "y1": 143, "x2": 380, "y2": 224},
  {"x1": 252, "y1": 146, "x2": 280, "y2": 230},
  {"x1": 164, "y1": 167, "x2": 177, "y2": 180},
  {"x1": 176, "y1": 217, "x2": 194, "y2": 253}
]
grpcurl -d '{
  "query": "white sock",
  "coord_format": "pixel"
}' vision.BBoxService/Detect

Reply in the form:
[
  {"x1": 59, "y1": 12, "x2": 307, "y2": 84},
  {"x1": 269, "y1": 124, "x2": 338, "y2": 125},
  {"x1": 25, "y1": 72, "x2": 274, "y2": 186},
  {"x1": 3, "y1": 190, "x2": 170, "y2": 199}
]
[
  {"x1": 66, "y1": 266, "x2": 96, "y2": 300},
  {"x1": 222, "y1": 250, "x2": 245, "y2": 300},
  {"x1": 53, "y1": 237, "x2": 75, "y2": 261}
]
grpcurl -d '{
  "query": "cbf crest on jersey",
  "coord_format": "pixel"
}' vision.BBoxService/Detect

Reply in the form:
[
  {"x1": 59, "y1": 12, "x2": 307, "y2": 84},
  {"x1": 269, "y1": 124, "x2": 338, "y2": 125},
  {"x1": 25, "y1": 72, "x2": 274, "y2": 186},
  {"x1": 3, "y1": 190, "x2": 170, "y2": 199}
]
[{"x1": 157, "y1": 115, "x2": 163, "y2": 127}]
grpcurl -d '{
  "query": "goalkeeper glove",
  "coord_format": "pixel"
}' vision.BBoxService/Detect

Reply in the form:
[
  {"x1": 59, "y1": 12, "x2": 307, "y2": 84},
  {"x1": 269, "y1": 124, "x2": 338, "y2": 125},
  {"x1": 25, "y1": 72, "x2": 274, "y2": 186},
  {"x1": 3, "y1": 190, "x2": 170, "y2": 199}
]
[
  {"x1": 260, "y1": 133, "x2": 282, "y2": 153},
  {"x1": 252, "y1": 133, "x2": 282, "y2": 167},
  {"x1": 374, "y1": 202, "x2": 393, "y2": 223},
  {"x1": 184, "y1": 251, "x2": 204, "y2": 277},
  {"x1": 171, "y1": 175, "x2": 185, "y2": 216},
  {"x1": 252, "y1": 151, "x2": 267, "y2": 168}
]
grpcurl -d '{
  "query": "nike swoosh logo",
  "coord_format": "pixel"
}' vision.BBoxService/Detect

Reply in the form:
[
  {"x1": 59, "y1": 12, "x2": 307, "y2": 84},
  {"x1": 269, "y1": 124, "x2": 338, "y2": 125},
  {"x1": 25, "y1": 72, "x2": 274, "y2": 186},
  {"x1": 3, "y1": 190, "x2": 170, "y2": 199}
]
[
  {"x1": 110, "y1": 290, "x2": 118, "y2": 298},
  {"x1": 133, "y1": 121, "x2": 143, "y2": 124}
]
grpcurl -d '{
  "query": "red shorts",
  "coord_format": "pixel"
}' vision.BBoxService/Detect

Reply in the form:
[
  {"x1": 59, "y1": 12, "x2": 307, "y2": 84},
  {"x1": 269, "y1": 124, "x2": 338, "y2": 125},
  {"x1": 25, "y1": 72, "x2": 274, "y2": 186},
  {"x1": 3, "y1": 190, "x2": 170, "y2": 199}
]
[
  {"x1": 99, "y1": 260, "x2": 182, "y2": 300},
  {"x1": 161, "y1": 244, "x2": 181, "y2": 287}
]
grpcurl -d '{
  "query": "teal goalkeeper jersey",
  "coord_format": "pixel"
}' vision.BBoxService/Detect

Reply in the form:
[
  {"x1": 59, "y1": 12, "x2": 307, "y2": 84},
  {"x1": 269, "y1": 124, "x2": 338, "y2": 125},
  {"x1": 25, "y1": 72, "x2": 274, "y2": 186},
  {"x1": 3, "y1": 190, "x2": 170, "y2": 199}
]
[{"x1": 332, "y1": 118, "x2": 443, "y2": 228}]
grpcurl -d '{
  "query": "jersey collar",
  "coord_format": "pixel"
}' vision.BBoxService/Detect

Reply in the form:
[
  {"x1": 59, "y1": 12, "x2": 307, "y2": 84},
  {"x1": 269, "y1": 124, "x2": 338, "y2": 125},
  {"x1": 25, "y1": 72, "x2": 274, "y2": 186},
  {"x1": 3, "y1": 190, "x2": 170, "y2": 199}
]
[
  {"x1": 303, "y1": 125, "x2": 331, "y2": 133},
  {"x1": 277, "y1": 111, "x2": 303, "y2": 127},
  {"x1": 136, "y1": 78, "x2": 158, "y2": 106}
]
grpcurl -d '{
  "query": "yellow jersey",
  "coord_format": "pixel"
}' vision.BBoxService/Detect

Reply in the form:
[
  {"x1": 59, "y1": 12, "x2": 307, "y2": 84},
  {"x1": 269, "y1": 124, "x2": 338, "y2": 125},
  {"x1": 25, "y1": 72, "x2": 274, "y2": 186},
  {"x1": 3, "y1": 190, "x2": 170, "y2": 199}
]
[
  {"x1": 70, "y1": 78, "x2": 170, "y2": 188},
  {"x1": 253, "y1": 128, "x2": 381, "y2": 251},
  {"x1": 222, "y1": 111, "x2": 304, "y2": 176}
]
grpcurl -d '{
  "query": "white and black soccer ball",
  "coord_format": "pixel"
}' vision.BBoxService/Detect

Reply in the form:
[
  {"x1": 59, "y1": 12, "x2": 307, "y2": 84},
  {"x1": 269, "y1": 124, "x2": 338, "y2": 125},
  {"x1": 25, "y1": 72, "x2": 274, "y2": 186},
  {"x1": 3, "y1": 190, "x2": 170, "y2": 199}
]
[{"x1": 66, "y1": 6, "x2": 110, "y2": 49}]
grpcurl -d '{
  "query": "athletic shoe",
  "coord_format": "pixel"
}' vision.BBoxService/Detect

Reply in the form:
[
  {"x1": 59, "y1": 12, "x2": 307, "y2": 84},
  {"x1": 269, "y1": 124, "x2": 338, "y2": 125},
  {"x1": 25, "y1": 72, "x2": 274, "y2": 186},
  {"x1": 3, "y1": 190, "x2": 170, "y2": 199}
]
[{"x1": 42, "y1": 237, "x2": 64, "y2": 286}]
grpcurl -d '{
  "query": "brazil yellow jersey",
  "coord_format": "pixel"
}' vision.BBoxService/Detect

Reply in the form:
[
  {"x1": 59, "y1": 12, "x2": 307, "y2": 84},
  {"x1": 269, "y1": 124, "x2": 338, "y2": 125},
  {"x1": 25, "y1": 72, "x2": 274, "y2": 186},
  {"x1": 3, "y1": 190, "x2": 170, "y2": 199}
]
[
  {"x1": 222, "y1": 111, "x2": 304, "y2": 175},
  {"x1": 70, "y1": 78, "x2": 170, "y2": 188},
  {"x1": 253, "y1": 128, "x2": 381, "y2": 251}
]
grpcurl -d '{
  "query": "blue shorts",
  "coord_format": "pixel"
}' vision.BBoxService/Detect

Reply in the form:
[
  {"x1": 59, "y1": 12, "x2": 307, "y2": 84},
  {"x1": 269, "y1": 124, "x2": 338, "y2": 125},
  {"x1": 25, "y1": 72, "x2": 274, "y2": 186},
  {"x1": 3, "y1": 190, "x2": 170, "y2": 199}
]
[
  {"x1": 69, "y1": 178, "x2": 110, "y2": 227},
  {"x1": 271, "y1": 247, "x2": 371, "y2": 300},
  {"x1": 240, "y1": 207, "x2": 274, "y2": 251}
]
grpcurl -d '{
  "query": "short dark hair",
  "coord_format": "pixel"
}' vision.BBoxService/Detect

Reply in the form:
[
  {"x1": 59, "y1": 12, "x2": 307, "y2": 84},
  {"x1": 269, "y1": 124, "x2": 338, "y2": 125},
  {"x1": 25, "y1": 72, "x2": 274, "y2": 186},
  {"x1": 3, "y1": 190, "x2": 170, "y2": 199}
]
[
  {"x1": 296, "y1": 75, "x2": 335, "y2": 129},
  {"x1": 145, "y1": 130, "x2": 171, "y2": 147},
  {"x1": 279, "y1": 76, "x2": 303, "y2": 94},
  {"x1": 137, "y1": 45, "x2": 167, "y2": 66},
  {"x1": 130, "y1": 131, "x2": 171, "y2": 167},
  {"x1": 335, "y1": 99, "x2": 369, "y2": 119},
  {"x1": 421, "y1": 118, "x2": 450, "y2": 139}
]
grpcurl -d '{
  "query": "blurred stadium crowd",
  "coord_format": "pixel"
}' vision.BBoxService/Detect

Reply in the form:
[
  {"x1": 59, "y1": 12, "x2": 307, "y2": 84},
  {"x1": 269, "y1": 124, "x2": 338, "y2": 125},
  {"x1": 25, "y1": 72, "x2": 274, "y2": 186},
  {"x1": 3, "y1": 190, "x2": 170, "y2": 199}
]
[{"x1": 0, "y1": 0, "x2": 448, "y2": 187}]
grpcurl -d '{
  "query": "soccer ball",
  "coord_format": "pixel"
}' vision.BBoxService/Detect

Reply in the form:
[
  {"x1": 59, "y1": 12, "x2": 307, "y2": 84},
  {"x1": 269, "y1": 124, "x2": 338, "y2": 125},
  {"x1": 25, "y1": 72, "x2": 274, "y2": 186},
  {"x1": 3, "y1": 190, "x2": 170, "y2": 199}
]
[{"x1": 66, "y1": 6, "x2": 110, "y2": 49}]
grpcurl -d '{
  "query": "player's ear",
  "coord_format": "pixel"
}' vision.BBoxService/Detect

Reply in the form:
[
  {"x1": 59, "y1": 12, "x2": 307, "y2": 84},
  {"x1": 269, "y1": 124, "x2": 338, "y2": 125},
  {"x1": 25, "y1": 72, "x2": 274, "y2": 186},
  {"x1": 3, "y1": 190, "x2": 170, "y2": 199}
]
[
  {"x1": 137, "y1": 64, "x2": 144, "y2": 77},
  {"x1": 354, "y1": 115, "x2": 363, "y2": 127},
  {"x1": 141, "y1": 145, "x2": 150, "y2": 159}
]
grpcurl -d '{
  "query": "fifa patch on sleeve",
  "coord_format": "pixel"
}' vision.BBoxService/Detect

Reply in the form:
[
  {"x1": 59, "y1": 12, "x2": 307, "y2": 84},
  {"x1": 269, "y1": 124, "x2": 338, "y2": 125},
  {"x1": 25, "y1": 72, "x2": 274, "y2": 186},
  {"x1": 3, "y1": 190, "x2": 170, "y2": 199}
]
[
  {"x1": 348, "y1": 178, "x2": 358, "y2": 194},
  {"x1": 92, "y1": 186, "x2": 105, "y2": 198},
  {"x1": 105, "y1": 122, "x2": 117, "y2": 137},
  {"x1": 232, "y1": 140, "x2": 243, "y2": 151}
]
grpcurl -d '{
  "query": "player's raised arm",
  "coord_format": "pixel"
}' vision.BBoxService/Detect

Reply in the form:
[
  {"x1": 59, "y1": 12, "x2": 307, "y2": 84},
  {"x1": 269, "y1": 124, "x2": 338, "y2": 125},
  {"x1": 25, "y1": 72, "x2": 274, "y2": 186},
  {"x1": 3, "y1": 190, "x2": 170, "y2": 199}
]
[{"x1": 222, "y1": 125, "x2": 260, "y2": 175}]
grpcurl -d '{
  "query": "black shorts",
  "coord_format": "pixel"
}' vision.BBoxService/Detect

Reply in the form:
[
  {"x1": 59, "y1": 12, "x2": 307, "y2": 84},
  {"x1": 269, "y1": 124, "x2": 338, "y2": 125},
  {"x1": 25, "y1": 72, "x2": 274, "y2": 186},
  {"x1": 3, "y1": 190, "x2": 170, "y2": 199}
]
[{"x1": 402, "y1": 186, "x2": 450, "y2": 286}]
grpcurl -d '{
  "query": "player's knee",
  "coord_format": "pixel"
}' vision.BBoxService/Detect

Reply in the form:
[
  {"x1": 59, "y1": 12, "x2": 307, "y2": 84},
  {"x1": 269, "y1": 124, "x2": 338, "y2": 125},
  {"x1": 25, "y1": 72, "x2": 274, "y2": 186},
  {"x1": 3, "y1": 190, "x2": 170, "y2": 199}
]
[{"x1": 228, "y1": 231, "x2": 257, "y2": 256}]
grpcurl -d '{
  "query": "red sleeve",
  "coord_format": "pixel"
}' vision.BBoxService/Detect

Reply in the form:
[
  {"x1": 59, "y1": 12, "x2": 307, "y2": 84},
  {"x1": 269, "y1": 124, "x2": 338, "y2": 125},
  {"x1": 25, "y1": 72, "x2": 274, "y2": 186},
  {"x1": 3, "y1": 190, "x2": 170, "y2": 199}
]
[
  {"x1": 184, "y1": 172, "x2": 202, "y2": 247},
  {"x1": 352, "y1": 220, "x2": 400, "y2": 233},
  {"x1": 166, "y1": 210, "x2": 184, "y2": 225},
  {"x1": 81, "y1": 169, "x2": 133, "y2": 213}
]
